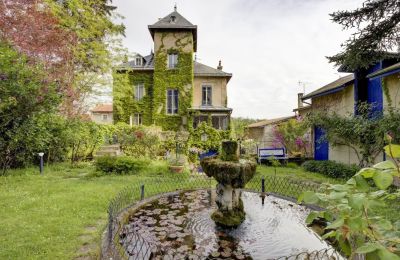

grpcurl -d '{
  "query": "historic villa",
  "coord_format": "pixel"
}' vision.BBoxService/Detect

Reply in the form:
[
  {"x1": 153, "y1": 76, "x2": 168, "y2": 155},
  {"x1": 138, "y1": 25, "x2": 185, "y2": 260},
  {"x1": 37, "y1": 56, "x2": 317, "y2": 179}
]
[{"x1": 113, "y1": 7, "x2": 232, "y2": 131}]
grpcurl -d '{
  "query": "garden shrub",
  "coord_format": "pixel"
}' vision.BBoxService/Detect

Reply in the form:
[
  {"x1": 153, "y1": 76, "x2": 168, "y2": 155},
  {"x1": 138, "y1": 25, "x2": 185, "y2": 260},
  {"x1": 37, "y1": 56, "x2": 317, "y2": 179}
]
[
  {"x1": 95, "y1": 156, "x2": 149, "y2": 174},
  {"x1": 302, "y1": 160, "x2": 360, "y2": 179},
  {"x1": 285, "y1": 162, "x2": 298, "y2": 169}
]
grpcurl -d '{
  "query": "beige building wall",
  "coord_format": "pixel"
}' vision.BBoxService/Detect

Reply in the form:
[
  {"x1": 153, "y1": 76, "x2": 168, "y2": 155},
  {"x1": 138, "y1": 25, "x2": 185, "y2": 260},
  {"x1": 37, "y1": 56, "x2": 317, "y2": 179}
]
[
  {"x1": 193, "y1": 76, "x2": 227, "y2": 107},
  {"x1": 91, "y1": 112, "x2": 113, "y2": 125},
  {"x1": 311, "y1": 84, "x2": 355, "y2": 116},
  {"x1": 383, "y1": 73, "x2": 400, "y2": 109},
  {"x1": 154, "y1": 32, "x2": 194, "y2": 52},
  {"x1": 310, "y1": 84, "x2": 360, "y2": 165}
]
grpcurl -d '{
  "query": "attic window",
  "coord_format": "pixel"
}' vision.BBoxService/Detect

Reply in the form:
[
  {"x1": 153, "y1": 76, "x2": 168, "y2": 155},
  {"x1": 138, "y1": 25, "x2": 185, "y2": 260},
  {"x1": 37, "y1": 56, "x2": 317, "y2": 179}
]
[
  {"x1": 170, "y1": 15, "x2": 176, "y2": 23},
  {"x1": 135, "y1": 57, "x2": 142, "y2": 66}
]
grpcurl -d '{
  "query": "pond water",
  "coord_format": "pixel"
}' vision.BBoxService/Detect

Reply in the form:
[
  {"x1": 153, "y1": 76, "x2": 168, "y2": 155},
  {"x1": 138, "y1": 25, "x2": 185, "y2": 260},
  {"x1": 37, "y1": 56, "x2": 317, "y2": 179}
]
[{"x1": 120, "y1": 190, "x2": 335, "y2": 259}]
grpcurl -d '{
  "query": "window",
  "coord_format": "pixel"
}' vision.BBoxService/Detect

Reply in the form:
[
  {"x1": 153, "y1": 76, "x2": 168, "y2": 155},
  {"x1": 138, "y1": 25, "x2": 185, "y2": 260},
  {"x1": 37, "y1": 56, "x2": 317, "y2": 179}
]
[
  {"x1": 102, "y1": 114, "x2": 108, "y2": 121},
  {"x1": 135, "y1": 57, "x2": 142, "y2": 66},
  {"x1": 168, "y1": 53, "x2": 178, "y2": 69},
  {"x1": 193, "y1": 115, "x2": 208, "y2": 128},
  {"x1": 212, "y1": 116, "x2": 228, "y2": 130},
  {"x1": 134, "y1": 84, "x2": 145, "y2": 101},
  {"x1": 134, "y1": 113, "x2": 142, "y2": 125},
  {"x1": 166, "y1": 89, "x2": 179, "y2": 115},
  {"x1": 202, "y1": 85, "x2": 212, "y2": 106}
]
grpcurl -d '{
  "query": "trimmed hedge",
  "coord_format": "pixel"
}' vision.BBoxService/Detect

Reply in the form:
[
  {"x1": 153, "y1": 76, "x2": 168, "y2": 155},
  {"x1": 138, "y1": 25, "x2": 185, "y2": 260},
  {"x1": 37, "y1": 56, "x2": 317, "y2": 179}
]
[
  {"x1": 302, "y1": 160, "x2": 360, "y2": 179},
  {"x1": 95, "y1": 156, "x2": 149, "y2": 174}
]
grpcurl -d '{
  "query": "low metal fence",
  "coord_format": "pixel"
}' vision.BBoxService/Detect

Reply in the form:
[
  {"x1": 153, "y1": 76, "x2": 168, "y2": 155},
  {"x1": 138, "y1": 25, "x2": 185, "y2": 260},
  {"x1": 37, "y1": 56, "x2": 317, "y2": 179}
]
[{"x1": 104, "y1": 174, "x2": 339, "y2": 260}]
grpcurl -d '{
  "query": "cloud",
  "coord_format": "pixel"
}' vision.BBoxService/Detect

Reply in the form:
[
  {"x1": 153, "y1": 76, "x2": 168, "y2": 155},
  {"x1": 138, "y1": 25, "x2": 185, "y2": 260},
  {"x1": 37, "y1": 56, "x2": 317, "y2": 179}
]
[{"x1": 113, "y1": 0, "x2": 363, "y2": 119}]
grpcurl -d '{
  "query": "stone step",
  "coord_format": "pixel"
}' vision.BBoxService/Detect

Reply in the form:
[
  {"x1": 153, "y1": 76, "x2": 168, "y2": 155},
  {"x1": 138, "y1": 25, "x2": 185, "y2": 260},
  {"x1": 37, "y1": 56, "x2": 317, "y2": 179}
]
[{"x1": 95, "y1": 144, "x2": 122, "y2": 157}]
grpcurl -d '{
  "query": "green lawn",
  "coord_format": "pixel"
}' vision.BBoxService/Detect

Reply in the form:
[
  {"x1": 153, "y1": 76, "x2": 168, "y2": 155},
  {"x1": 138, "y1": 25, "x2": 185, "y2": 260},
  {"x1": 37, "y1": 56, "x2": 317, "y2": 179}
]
[
  {"x1": 256, "y1": 164, "x2": 342, "y2": 184},
  {"x1": 0, "y1": 163, "x2": 342, "y2": 259}
]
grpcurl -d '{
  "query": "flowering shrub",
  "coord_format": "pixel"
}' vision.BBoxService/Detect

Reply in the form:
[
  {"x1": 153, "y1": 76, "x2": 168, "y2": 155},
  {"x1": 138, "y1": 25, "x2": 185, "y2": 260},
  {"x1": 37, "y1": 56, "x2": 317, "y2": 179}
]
[{"x1": 272, "y1": 117, "x2": 311, "y2": 157}]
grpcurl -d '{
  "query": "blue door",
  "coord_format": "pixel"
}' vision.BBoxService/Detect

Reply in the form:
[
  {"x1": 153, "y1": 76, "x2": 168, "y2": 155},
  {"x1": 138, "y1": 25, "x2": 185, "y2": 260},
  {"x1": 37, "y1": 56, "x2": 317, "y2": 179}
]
[
  {"x1": 367, "y1": 63, "x2": 383, "y2": 115},
  {"x1": 314, "y1": 127, "x2": 329, "y2": 161}
]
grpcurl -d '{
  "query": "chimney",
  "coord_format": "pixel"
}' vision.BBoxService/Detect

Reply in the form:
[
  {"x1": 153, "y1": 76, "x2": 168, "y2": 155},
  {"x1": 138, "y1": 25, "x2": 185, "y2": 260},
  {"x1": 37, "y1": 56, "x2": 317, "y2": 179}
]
[
  {"x1": 217, "y1": 60, "x2": 223, "y2": 70},
  {"x1": 297, "y1": 93, "x2": 304, "y2": 108}
]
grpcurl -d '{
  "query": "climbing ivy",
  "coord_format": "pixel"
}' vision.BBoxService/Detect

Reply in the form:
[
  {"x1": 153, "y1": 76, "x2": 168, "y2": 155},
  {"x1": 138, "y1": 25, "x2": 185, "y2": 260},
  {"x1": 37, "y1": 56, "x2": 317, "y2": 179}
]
[
  {"x1": 152, "y1": 32, "x2": 194, "y2": 131},
  {"x1": 113, "y1": 70, "x2": 153, "y2": 124},
  {"x1": 189, "y1": 122, "x2": 222, "y2": 151}
]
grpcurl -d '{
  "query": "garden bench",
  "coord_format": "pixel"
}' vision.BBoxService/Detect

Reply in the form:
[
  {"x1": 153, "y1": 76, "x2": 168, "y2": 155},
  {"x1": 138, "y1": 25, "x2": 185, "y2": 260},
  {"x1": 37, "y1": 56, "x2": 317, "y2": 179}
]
[{"x1": 257, "y1": 147, "x2": 288, "y2": 164}]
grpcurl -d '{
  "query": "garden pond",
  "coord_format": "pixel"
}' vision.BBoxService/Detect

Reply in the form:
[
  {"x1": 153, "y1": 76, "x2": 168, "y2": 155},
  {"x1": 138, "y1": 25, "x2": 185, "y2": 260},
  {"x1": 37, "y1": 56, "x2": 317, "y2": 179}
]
[{"x1": 119, "y1": 190, "x2": 337, "y2": 259}]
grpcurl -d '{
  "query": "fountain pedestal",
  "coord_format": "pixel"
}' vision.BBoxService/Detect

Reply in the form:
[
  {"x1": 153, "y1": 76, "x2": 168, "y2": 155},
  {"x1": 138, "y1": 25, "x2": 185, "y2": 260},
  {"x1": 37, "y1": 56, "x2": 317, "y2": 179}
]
[{"x1": 201, "y1": 141, "x2": 256, "y2": 227}]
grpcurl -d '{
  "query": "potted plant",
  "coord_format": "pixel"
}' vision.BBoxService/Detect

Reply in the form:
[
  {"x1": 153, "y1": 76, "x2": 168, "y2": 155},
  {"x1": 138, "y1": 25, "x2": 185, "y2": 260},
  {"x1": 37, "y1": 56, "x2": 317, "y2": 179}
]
[{"x1": 168, "y1": 154, "x2": 186, "y2": 173}]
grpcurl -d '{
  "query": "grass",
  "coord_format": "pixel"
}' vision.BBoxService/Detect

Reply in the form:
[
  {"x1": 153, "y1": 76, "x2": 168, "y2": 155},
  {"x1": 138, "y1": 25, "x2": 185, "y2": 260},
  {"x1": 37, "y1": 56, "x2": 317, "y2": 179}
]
[
  {"x1": 0, "y1": 162, "x2": 384, "y2": 259},
  {"x1": 255, "y1": 164, "x2": 343, "y2": 184},
  {"x1": 0, "y1": 162, "x2": 166, "y2": 259}
]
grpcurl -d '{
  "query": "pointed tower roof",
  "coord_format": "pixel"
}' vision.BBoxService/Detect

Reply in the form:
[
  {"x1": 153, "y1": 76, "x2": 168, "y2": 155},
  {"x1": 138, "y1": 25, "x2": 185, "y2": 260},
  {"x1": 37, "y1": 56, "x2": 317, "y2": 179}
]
[{"x1": 148, "y1": 8, "x2": 197, "y2": 51}]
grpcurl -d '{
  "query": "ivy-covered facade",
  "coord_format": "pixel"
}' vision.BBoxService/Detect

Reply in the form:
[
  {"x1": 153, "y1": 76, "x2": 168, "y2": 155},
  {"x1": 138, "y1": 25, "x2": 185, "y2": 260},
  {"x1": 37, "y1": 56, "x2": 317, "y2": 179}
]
[{"x1": 113, "y1": 8, "x2": 233, "y2": 135}]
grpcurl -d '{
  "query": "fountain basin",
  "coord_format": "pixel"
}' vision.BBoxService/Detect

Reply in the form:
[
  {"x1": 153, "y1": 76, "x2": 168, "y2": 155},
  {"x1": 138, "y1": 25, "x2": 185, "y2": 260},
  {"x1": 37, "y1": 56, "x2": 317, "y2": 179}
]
[{"x1": 119, "y1": 189, "x2": 337, "y2": 259}]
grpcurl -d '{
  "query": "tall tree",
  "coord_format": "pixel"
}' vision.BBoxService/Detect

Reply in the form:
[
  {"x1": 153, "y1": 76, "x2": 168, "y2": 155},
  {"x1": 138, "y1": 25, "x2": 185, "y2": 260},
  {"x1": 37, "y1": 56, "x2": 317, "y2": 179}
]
[
  {"x1": 0, "y1": 41, "x2": 60, "y2": 173},
  {"x1": 0, "y1": 0, "x2": 125, "y2": 116},
  {"x1": 46, "y1": 0, "x2": 125, "y2": 116},
  {"x1": 0, "y1": 0, "x2": 75, "y2": 88},
  {"x1": 328, "y1": 0, "x2": 400, "y2": 70}
]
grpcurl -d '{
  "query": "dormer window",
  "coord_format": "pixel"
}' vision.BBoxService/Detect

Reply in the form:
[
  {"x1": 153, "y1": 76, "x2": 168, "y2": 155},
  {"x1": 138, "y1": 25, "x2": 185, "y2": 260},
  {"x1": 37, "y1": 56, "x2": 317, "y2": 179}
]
[
  {"x1": 170, "y1": 15, "x2": 176, "y2": 23},
  {"x1": 168, "y1": 53, "x2": 178, "y2": 69},
  {"x1": 135, "y1": 57, "x2": 142, "y2": 66}
]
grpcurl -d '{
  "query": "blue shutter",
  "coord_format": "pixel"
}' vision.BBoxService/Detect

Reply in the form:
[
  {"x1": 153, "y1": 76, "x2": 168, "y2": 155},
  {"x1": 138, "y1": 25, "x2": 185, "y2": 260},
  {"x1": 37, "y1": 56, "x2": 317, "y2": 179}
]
[
  {"x1": 367, "y1": 62, "x2": 383, "y2": 116},
  {"x1": 314, "y1": 127, "x2": 329, "y2": 161}
]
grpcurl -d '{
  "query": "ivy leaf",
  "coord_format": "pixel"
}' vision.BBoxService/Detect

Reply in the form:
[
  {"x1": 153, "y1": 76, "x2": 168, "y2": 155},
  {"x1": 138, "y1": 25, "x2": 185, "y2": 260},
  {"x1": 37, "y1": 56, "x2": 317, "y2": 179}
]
[
  {"x1": 373, "y1": 161, "x2": 396, "y2": 170},
  {"x1": 376, "y1": 219, "x2": 393, "y2": 230},
  {"x1": 331, "y1": 184, "x2": 349, "y2": 192},
  {"x1": 384, "y1": 144, "x2": 400, "y2": 159},
  {"x1": 373, "y1": 171, "x2": 393, "y2": 190},
  {"x1": 300, "y1": 191, "x2": 319, "y2": 204},
  {"x1": 339, "y1": 237, "x2": 352, "y2": 256},
  {"x1": 326, "y1": 217, "x2": 344, "y2": 229},
  {"x1": 356, "y1": 243, "x2": 382, "y2": 253},
  {"x1": 348, "y1": 217, "x2": 364, "y2": 231},
  {"x1": 348, "y1": 194, "x2": 366, "y2": 210},
  {"x1": 358, "y1": 168, "x2": 378, "y2": 178},
  {"x1": 377, "y1": 248, "x2": 400, "y2": 260},
  {"x1": 321, "y1": 230, "x2": 336, "y2": 239},
  {"x1": 346, "y1": 178, "x2": 356, "y2": 185},
  {"x1": 305, "y1": 211, "x2": 319, "y2": 225},
  {"x1": 323, "y1": 211, "x2": 334, "y2": 222},
  {"x1": 355, "y1": 175, "x2": 370, "y2": 192},
  {"x1": 329, "y1": 191, "x2": 347, "y2": 200}
]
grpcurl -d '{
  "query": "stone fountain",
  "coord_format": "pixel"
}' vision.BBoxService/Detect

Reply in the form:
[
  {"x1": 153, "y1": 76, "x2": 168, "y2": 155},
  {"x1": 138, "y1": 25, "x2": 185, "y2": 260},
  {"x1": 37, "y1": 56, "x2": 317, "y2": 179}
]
[{"x1": 200, "y1": 140, "x2": 257, "y2": 227}]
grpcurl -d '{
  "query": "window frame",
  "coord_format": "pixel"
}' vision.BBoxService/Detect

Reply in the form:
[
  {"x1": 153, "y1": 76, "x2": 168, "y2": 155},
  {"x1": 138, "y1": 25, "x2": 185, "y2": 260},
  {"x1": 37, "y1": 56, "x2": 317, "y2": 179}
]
[
  {"x1": 166, "y1": 89, "x2": 179, "y2": 115},
  {"x1": 202, "y1": 85, "x2": 212, "y2": 106},
  {"x1": 135, "y1": 57, "x2": 142, "y2": 66},
  {"x1": 212, "y1": 115, "x2": 228, "y2": 130},
  {"x1": 133, "y1": 113, "x2": 142, "y2": 125},
  {"x1": 102, "y1": 114, "x2": 108, "y2": 121},
  {"x1": 134, "y1": 83, "x2": 145, "y2": 101},
  {"x1": 167, "y1": 53, "x2": 178, "y2": 69}
]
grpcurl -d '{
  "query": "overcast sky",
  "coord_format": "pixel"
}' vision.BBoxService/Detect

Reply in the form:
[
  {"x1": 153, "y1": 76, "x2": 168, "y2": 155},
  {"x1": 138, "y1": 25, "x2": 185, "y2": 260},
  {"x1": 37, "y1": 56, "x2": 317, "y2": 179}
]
[{"x1": 112, "y1": 0, "x2": 363, "y2": 119}]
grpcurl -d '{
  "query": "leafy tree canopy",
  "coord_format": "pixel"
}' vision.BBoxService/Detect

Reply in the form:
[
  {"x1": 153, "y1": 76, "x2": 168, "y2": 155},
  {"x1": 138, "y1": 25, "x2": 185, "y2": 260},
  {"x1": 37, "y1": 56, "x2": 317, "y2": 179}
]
[{"x1": 328, "y1": 0, "x2": 400, "y2": 70}]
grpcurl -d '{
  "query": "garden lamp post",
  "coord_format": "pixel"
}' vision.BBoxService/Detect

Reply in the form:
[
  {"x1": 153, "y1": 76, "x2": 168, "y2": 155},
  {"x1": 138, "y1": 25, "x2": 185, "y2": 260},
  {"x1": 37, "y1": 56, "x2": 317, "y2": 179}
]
[{"x1": 38, "y1": 152, "x2": 44, "y2": 175}]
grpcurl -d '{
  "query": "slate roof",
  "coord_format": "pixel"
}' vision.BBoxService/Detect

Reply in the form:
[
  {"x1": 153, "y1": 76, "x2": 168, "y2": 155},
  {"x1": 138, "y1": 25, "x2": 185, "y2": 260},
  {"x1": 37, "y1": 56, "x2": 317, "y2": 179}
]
[
  {"x1": 194, "y1": 61, "x2": 232, "y2": 80},
  {"x1": 148, "y1": 10, "x2": 197, "y2": 51},
  {"x1": 367, "y1": 62, "x2": 400, "y2": 79},
  {"x1": 119, "y1": 53, "x2": 232, "y2": 80},
  {"x1": 302, "y1": 74, "x2": 354, "y2": 101},
  {"x1": 91, "y1": 104, "x2": 113, "y2": 113},
  {"x1": 246, "y1": 116, "x2": 295, "y2": 128}
]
